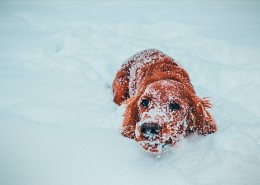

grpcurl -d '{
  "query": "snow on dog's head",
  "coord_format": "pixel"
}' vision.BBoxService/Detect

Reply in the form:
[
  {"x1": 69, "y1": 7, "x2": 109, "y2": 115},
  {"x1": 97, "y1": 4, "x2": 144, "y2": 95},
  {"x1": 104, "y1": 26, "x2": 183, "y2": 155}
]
[
  {"x1": 121, "y1": 80, "x2": 192, "y2": 153},
  {"x1": 135, "y1": 80, "x2": 190, "y2": 153},
  {"x1": 116, "y1": 49, "x2": 217, "y2": 154}
]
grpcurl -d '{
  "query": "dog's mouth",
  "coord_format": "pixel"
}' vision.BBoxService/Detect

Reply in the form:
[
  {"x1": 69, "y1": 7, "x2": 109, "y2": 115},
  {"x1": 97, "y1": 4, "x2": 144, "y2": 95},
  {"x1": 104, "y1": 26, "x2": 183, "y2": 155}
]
[
  {"x1": 138, "y1": 137, "x2": 174, "y2": 153},
  {"x1": 134, "y1": 121, "x2": 185, "y2": 153}
]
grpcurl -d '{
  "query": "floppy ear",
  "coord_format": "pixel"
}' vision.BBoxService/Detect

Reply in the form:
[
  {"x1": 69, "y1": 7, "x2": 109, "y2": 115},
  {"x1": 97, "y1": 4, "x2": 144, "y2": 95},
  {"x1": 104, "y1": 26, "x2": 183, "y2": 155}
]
[
  {"x1": 112, "y1": 67, "x2": 130, "y2": 105},
  {"x1": 186, "y1": 94, "x2": 217, "y2": 135},
  {"x1": 121, "y1": 96, "x2": 140, "y2": 139}
]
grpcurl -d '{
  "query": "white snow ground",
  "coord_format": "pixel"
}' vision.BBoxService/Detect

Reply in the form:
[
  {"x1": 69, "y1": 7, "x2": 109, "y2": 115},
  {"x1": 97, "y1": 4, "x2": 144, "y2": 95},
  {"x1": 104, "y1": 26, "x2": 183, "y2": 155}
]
[{"x1": 0, "y1": 1, "x2": 260, "y2": 185}]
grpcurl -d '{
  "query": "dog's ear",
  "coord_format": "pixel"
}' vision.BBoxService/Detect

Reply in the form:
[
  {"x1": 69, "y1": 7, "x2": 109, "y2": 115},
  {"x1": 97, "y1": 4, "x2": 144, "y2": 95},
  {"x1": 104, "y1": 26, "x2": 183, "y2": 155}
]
[
  {"x1": 186, "y1": 93, "x2": 217, "y2": 135},
  {"x1": 121, "y1": 96, "x2": 140, "y2": 139},
  {"x1": 112, "y1": 67, "x2": 130, "y2": 105}
]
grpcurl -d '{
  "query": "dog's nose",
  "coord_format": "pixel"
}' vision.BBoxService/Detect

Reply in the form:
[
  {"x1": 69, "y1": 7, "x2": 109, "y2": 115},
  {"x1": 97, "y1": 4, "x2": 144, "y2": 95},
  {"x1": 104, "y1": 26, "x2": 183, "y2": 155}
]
[{"x1": 140, "y1": 122, "x2": 160, "y2": 137}]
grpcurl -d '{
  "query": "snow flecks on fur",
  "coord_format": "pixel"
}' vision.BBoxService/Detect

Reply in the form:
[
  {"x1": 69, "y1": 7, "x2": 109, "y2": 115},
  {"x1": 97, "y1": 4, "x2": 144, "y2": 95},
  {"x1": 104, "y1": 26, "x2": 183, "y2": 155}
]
[
  {"x1": 125, "y1": 49, "x2": 168, "y2": 97},
  {"x1": 115, "y1": 48, "x2": 217, "y2": 153},
  {"x1": 134, "y1": 80, "x2": 190, "y2": 153}
]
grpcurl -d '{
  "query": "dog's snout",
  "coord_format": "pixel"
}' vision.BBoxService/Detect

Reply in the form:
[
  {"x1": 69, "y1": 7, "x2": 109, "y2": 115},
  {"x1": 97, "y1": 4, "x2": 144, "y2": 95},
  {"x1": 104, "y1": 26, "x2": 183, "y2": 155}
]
[{"x1": 140, "y1": 122, "x2": 160, "y2": 137}]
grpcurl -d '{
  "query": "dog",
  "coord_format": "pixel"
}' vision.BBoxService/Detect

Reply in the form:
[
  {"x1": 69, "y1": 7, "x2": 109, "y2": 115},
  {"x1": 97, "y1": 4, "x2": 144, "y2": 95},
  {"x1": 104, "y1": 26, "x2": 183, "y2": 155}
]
[{"x1": 113, "y1": 49, "x2": 217, "y2": 153}]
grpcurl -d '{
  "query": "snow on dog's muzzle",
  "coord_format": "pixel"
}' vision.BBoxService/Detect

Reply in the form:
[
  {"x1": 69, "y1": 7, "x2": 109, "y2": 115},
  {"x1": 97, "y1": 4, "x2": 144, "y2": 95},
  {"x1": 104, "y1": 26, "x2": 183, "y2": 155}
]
[
  {"x1": 134, "y1": 109, "x2": 185, "y2": 153},
  {"x1": 135, "y1": 121, "x2": 174, "y2": 153},
  {"x1": 135, "y1": 118, "x2": 186, "y2": 153}
]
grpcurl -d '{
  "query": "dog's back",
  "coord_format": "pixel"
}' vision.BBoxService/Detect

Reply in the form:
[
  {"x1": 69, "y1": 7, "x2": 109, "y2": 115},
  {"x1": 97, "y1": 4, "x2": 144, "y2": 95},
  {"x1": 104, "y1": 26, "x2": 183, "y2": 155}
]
[
  {"x1": 113, "y1": 49, "x2": 191, "y2": 105},
  {"x1": 123, "y1": 49, "x2": 184, "y2": 96}
]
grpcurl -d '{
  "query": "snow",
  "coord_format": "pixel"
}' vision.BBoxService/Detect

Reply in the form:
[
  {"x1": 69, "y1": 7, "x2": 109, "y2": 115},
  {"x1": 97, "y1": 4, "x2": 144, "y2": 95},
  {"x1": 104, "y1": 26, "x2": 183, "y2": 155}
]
[{"x1": 0, "y1": 1, "x2": 260, "y2": 185}]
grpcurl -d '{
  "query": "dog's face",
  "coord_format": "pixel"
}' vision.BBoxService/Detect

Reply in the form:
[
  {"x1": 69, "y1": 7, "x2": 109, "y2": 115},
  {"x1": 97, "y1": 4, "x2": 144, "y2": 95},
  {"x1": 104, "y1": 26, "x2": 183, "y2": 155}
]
[{"x1": 135, "y1": 80, "x2": 190, "y2": 153}]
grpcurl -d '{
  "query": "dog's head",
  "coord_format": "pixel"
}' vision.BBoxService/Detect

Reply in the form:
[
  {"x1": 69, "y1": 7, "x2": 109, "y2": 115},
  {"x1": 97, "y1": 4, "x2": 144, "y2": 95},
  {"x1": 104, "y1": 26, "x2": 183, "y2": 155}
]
[{"x1": 121, "y1": 80, "x2": 216, "y2": 153}]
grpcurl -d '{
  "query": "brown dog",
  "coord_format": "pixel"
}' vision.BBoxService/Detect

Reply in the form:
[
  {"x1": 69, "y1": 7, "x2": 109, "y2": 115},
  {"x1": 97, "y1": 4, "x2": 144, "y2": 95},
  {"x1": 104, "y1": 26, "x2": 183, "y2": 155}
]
[{"x1": 113, "y1": 49, "x2": 217, "y2": 153}]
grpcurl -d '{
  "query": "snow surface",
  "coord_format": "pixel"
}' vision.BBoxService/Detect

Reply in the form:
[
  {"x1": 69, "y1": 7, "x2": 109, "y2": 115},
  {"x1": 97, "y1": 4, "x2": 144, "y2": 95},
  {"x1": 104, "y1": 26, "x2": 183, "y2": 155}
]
[{"x1": 1, "y1": 1, "x2": 260, "y2": 185}]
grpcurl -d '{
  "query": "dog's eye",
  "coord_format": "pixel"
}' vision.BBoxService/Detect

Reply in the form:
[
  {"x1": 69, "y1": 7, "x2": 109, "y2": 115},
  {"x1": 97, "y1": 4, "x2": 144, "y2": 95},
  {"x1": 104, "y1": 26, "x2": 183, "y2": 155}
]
[
  {"x1": 141, "y1": 99, "x2": 150, "y2": 107},
  {"x1": 169, "y1": 103, "x2": 180, "y2": 111}
]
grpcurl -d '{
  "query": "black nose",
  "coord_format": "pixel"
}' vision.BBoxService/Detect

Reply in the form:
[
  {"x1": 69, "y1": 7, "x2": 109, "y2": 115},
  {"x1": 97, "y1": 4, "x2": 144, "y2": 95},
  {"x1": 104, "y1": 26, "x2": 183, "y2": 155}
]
[{"x1": 140, "y1": 122, "x2": 160, "y2": 137}]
